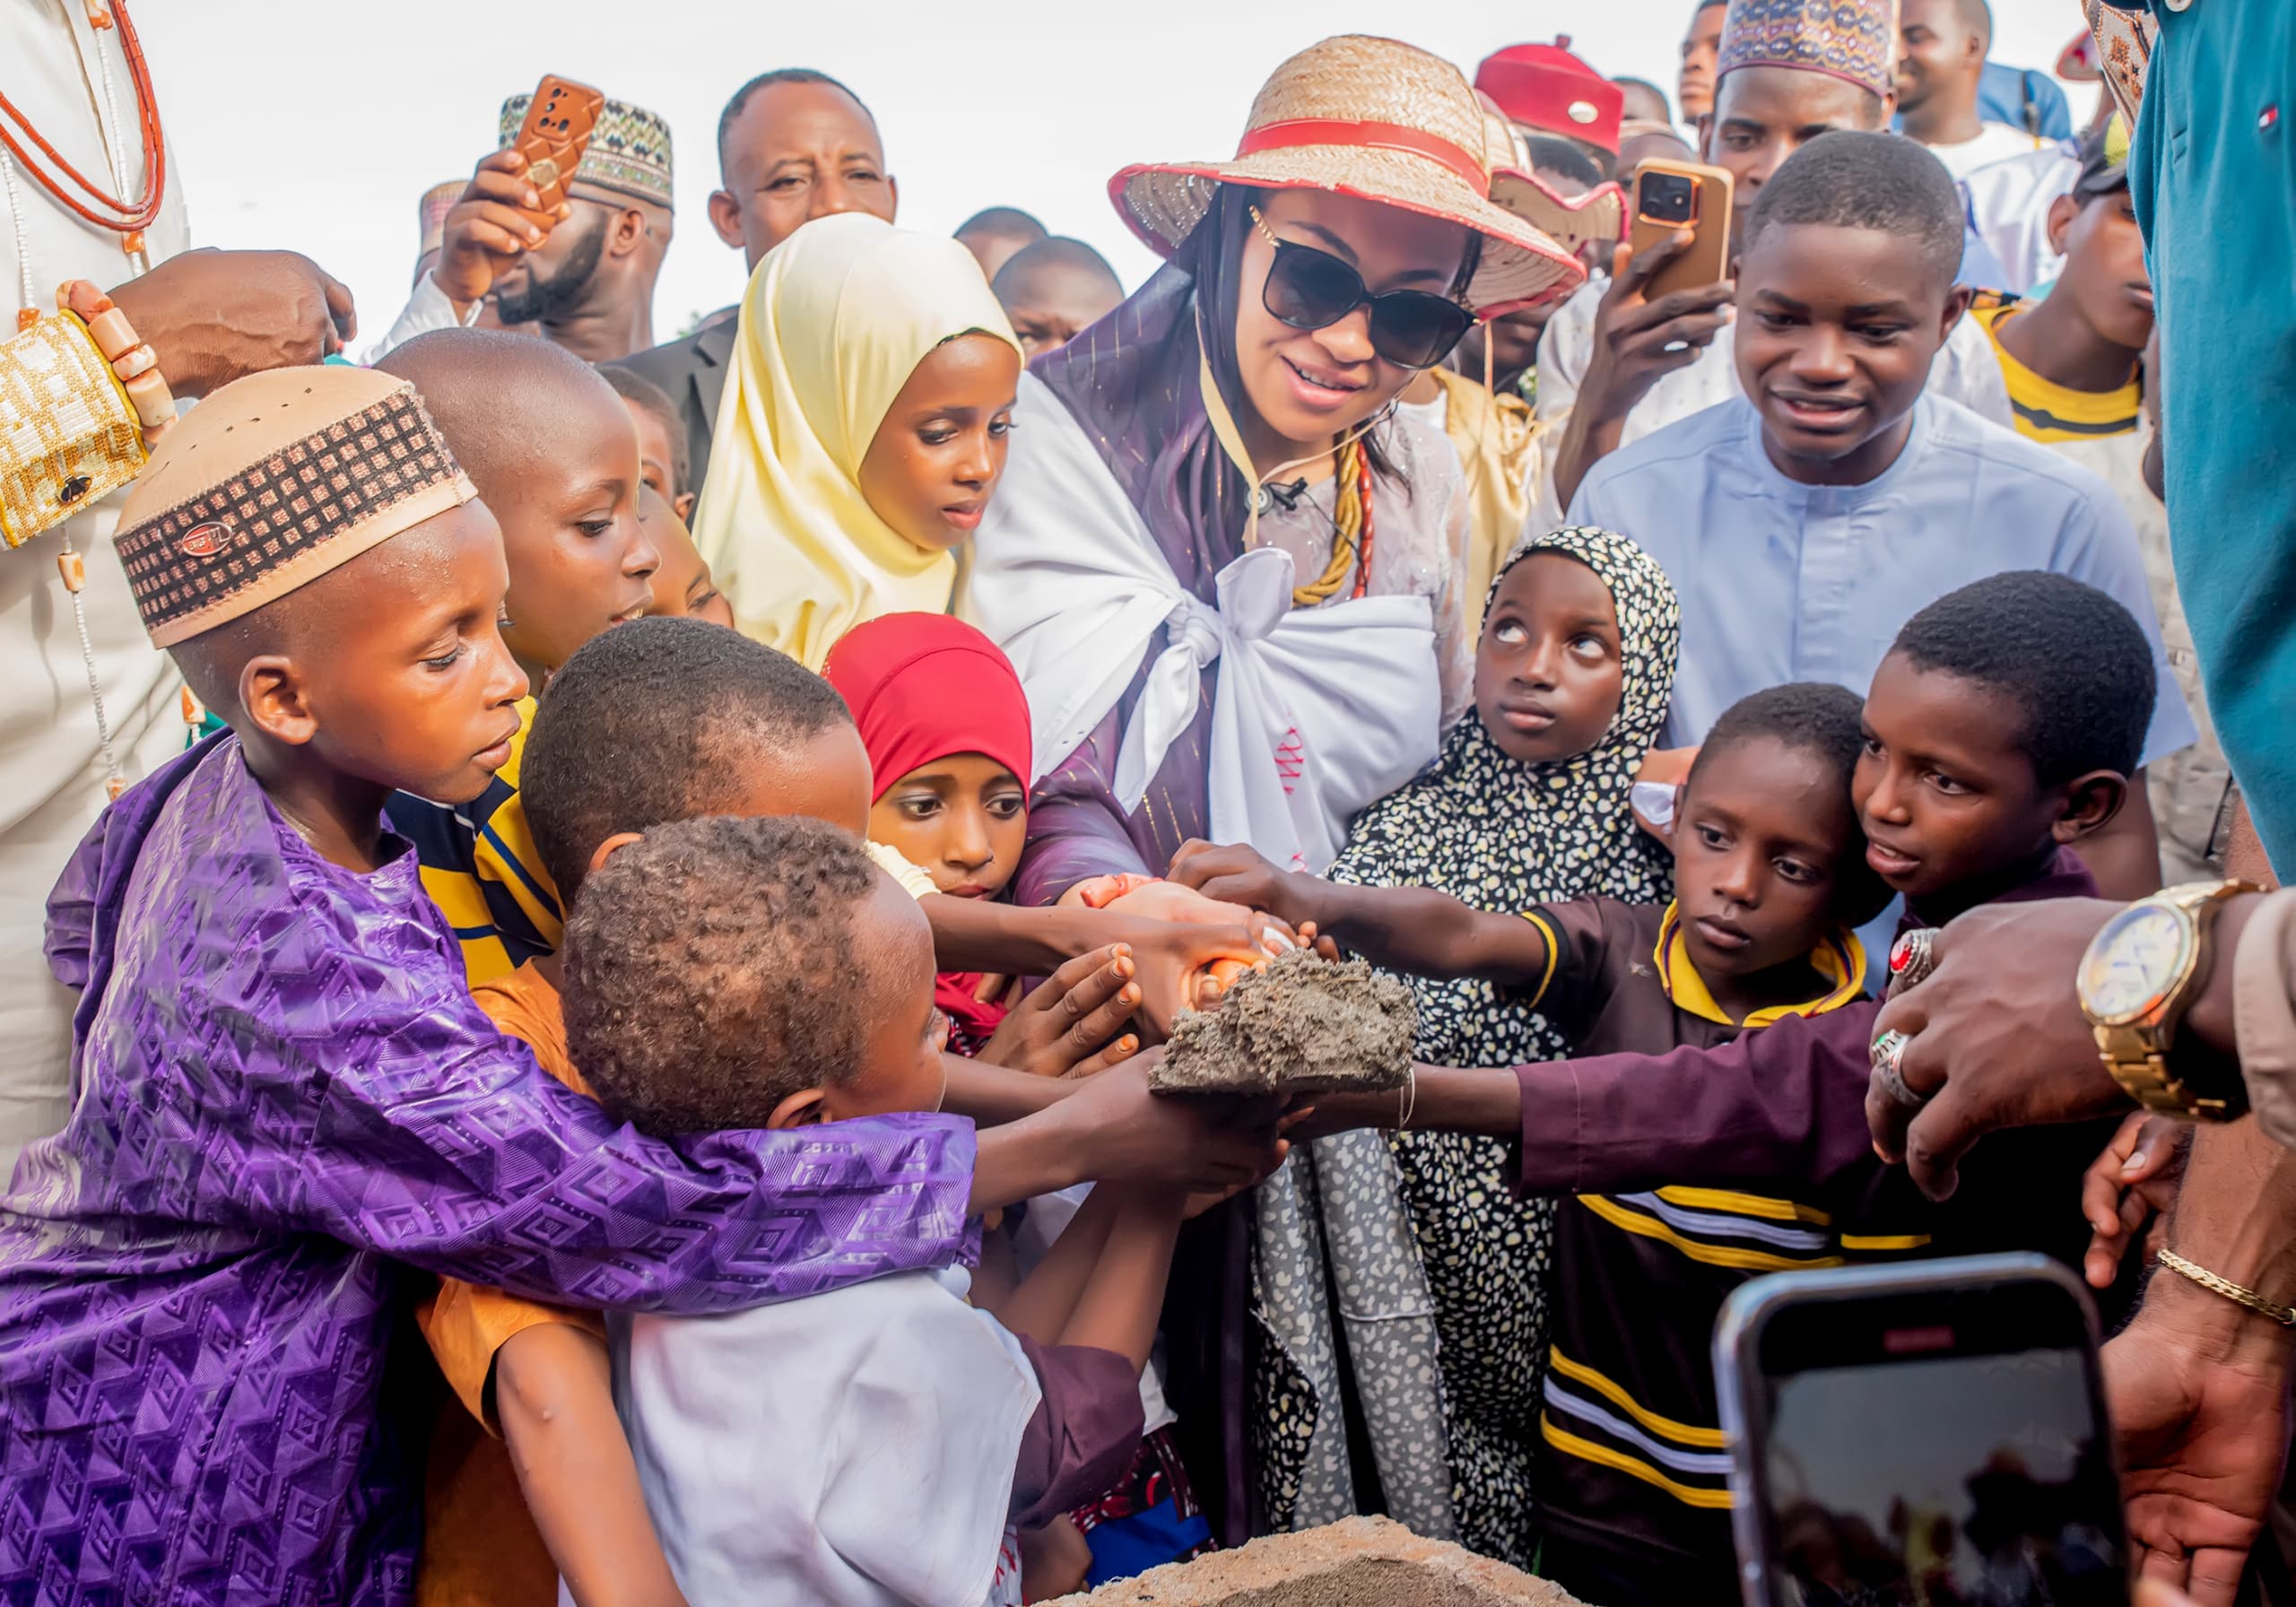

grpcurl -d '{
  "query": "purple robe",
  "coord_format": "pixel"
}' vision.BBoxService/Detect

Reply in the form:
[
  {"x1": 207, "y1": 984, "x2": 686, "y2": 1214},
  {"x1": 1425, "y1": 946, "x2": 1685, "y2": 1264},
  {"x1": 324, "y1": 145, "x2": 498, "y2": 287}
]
[{"x1": 0, "y1": 736, "x2": 977, "y2": 1604}]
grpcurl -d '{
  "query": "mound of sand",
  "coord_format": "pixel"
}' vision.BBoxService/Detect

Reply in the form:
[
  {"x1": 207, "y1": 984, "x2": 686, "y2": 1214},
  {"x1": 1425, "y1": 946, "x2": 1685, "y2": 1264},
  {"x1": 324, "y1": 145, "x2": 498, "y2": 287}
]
[{"x1": 1152, "y1": 948, "x2": 1415, "y2": 1097}]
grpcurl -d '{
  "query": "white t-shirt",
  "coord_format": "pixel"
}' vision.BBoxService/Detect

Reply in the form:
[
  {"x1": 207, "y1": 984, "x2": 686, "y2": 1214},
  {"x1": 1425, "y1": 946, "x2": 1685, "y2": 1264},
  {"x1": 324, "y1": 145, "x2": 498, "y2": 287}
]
[
  {"x1": 1923, "y1": 120, "x2": 2049, "y2": 180},
  {"x1": 1961, "y1": 141, "x2": 2082, "y2": 294},
  {"x1": 615, "y1": 1265, "x2": 1040, "y2": 1607}
]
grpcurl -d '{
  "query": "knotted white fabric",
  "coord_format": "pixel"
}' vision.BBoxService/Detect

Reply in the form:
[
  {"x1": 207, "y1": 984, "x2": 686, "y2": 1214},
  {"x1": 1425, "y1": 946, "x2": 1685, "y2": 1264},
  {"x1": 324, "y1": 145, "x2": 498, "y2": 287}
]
[{"x1": 964, "y1": 374, "x2": 1440, "y2": 873}]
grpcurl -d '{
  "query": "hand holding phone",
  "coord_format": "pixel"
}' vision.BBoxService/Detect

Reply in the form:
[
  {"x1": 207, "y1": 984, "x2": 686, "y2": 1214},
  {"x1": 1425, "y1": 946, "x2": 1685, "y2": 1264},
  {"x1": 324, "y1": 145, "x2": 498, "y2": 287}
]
[
  {"x1": 1715, "y1": 1256, "x2": 2130, "y2": 1607},
  {"x1": 1629, "y1": 158, "x2": 1734, "y2": 300},
  {"x1": 430, "y1": 74, "x2": 602, "y2": 308}
]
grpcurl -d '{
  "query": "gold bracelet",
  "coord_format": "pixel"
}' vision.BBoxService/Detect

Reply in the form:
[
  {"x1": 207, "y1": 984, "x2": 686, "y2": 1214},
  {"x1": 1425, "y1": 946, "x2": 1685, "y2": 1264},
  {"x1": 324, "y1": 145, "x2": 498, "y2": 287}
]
[
  {"x1": 1396, "y1": 1065, "x2": 1418, "y2": 1131},
  {"x1": 2155, "y1": 1248, "x2": 2296, "y2": 1327}
]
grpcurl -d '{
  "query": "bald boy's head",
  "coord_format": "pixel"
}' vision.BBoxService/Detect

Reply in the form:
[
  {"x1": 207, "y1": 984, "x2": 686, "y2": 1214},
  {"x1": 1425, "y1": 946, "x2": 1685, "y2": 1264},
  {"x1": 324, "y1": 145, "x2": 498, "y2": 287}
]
[
  {"x1": 378, "y1": 329, "x2": 623, "y2": 497},
  {"x1": 378, "y1": 327, "x2": 654, "y2": 677},
  {"x1": 992, "y1": 237, "x2": 1123, "y2": 359},
  {"x1": 957, "y1": 206, "x2": 1047, "y2": 280}
]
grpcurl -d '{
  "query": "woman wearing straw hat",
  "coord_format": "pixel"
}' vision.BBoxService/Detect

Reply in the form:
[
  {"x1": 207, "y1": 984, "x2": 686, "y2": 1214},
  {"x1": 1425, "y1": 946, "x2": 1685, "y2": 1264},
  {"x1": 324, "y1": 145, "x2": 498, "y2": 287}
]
[{"x1": 965, "y1": 33, "x2": 1585, "y2": 1552}]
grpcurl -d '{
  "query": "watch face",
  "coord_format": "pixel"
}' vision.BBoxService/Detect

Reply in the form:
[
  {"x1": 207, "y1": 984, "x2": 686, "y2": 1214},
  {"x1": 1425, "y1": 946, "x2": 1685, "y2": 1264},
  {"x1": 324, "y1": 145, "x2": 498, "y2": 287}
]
[{"x1": 2082, "y1": 902, "x2": 2195, "y2": 1022}]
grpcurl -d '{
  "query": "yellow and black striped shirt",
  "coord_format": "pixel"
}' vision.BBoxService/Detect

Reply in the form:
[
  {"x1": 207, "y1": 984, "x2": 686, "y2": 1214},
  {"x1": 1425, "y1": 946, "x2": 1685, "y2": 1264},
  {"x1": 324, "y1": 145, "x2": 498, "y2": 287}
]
[
  {"x1": 1973, "y1": 300, "x2": 2143, "y2": 445},
  {"x1": 1515, "y1": 899, "x2": 1927, "y2": 1594},
  {"x1": 385, "y1": 697, "x2": 563, "y2": 986}
]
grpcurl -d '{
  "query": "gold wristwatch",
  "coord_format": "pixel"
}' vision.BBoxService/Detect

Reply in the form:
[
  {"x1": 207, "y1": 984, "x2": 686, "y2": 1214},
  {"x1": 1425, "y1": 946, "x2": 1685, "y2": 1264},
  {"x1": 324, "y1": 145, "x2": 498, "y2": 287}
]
[{"x1": 2076, "y1": 879, "x2": 2257, "y2": 1120}]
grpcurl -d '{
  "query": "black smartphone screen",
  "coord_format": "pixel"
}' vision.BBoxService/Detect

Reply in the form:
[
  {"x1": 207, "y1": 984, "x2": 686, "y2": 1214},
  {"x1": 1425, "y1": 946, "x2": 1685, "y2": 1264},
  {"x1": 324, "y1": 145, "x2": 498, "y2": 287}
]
[{"x1": 1748, "y1": 1281, "x2": 2126, "y2": 1607}]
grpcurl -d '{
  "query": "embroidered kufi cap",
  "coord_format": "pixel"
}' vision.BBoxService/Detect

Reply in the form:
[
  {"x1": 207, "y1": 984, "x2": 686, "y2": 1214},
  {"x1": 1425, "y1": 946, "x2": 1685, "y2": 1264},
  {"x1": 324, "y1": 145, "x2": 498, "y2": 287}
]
[
  {"x1": 117, "y1": 367, "x2": 476, "y2": 647},
  {"x1": 1718, "y1": 0, "x2": 1900, "y2": 100},
  {"x1": 498, "y1": 93, "x2": 674, "y2": 208}
]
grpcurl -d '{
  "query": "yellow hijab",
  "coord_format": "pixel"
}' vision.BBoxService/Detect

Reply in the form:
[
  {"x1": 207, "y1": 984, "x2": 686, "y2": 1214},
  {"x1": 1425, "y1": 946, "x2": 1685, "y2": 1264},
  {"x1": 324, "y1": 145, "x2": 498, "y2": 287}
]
[{"x1": 692, "y1": 212, "x2": 1023, "y2": 669}]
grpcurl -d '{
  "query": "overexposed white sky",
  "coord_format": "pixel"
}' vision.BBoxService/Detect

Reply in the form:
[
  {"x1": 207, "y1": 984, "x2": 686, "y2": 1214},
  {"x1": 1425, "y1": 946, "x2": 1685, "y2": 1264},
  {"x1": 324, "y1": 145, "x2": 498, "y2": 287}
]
[{"x1": 135, "y1": 0, "x2": 2097, "y2": 343}]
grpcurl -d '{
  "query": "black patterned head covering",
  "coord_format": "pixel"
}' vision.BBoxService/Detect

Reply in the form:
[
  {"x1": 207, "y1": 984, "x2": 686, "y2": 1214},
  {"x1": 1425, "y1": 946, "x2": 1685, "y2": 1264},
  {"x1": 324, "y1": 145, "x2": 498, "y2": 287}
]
[{"x1": 1326, "y1": 525, "x2": 1681, "y2": 1067}]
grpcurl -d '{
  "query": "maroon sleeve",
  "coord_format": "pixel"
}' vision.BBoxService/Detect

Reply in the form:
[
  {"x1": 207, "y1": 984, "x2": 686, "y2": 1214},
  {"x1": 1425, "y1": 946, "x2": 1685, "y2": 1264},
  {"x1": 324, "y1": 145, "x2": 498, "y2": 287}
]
[
  {"x1": 1520, "y1": 898, "x2": 1629, "y2": 1043},
  {"x1": 1515, "y1": 1003, "x2": 1883, "y2": 1196},
  {"x1": 1007, "y1": 1338, "x2": 1146, "y2": 1527}
]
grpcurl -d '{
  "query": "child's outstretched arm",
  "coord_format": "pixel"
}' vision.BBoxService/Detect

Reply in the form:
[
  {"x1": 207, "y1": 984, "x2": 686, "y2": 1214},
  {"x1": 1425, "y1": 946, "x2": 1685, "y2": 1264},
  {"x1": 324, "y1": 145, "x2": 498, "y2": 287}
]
[
  {"x1": 1050, "y1": 1183, "x2": 1186, "y2": 1374},
  {"x1": 982, "y1": 1183, "x2": 1126, "y2": 1344},
  {"x1": 494, "y1": 1321, "x2": 688, "y2": 1607},
  {"x1": 1169, "y1": 838, "x2": 1551, "y2": 988}
]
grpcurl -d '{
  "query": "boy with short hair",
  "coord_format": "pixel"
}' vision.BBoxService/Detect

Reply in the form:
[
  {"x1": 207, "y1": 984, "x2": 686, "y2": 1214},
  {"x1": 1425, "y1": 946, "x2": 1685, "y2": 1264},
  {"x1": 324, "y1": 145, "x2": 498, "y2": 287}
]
[
  {"x1": 991, "y1": 236, "x2": 1123, "y2": 360},
  {"x1": 371, "y1": 328, "x2": 657, "y2": 981},
  {"x1": 1539, "y1": 0, "x2": 2017, "y2": 508},
  {"x1": 1569, "y1": 130, "x2": 2190, "y2": 898},
  {"x1": 0, "y1": 367, "x2": 995, "y2": 1600},
  {"x1": 565, "y1": 815, "x2": 1168, "y2": 1605}
]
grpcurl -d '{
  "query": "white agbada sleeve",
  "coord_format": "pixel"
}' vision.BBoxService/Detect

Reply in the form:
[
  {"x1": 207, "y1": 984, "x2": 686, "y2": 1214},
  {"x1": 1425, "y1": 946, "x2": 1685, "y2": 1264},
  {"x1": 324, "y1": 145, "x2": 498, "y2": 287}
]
[{"x1": 362, "y1": 273, "x2": 483, "y2": 364}]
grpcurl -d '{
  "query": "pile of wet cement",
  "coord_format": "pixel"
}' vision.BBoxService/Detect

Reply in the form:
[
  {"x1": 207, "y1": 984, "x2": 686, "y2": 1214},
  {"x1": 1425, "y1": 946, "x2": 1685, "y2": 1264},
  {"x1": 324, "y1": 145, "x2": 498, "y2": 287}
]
[{"x1": 1152, "y1": 948, "x2": 1415, "y2": 1097}]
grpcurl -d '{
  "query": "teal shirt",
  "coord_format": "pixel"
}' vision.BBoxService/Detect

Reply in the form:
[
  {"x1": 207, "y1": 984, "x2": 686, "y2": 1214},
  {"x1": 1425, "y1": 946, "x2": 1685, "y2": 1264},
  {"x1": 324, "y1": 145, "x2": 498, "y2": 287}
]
[{"x1": 2128, "y1": 0, "x2": 2296, "y2": 870}]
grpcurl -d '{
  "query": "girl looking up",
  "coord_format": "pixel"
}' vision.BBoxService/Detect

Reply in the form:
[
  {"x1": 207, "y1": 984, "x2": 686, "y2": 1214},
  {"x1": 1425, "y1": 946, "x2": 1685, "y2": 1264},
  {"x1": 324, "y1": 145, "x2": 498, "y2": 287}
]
[
  {"x1": 693, "y1": 213, "x2": 1024, "y2": 669},
  {"x1": 1171, "y1": 526, "x2": 1682, "y2": 1562}
]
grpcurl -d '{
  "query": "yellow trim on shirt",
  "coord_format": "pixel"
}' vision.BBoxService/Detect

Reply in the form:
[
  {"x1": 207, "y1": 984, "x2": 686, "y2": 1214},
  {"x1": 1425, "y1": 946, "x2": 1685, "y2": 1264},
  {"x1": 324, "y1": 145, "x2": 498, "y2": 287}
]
[
  {"x1": 1518, "y1": 910, "x2": 1561, "y2": 1006},
  {"x1": 1579, "y1": 1194, "x2": 1846, "y2": 1273},
  {"x1": 1652, "y1": 903, "x2": 1866, "y2": 1027},
  {"x1": 1972, "y1": 302, "x2": 2142, "y2": 445},
  {"x1": 1839, "y1": 1233, "x2": 1934, "y2": 1252},
  {"x1": 1540, "y1": 1416, "x2": 1736, "y2": 1510},
  {"x1": 1548, "y1": 1348, "x2": 1727, "y2": 1448},
  {"x1": 1652, "y1": 1186, "x2": 1831, "y2": 1226}
]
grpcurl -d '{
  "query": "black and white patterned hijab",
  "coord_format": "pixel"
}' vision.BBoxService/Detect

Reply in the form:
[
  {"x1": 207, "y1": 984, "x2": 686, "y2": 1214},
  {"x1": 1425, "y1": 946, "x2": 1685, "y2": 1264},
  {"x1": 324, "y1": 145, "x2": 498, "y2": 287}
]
[{"x1": 1326, "y1": 526, "x2": 1683, "y2": 1068}]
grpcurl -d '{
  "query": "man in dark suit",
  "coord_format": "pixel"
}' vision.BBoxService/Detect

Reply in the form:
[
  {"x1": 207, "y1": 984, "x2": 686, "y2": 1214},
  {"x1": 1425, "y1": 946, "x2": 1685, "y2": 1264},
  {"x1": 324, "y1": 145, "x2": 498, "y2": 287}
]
[{"x1": 619, "y1": 68, "x2": 899, "y2": 490}]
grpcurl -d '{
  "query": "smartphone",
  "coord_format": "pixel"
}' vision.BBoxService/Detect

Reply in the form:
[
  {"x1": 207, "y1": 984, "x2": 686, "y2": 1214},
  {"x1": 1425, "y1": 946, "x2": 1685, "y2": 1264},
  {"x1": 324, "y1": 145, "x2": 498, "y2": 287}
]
[
  {"x1": 1629, "y1": 157, "x2": 1734, "y2": 299},
  {"x1": 1715, "y1": 1255, "x2": 2129, "y2": 1607},
  {"x1": 508, "y1": 74, "x2": 605, "y2": 214}
]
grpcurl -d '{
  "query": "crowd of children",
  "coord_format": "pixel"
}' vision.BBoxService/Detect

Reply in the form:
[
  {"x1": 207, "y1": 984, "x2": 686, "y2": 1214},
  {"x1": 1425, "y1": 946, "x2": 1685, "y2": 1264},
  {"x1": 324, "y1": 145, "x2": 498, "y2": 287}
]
[{"x1": 0, "y1": 3, "x2": 2243, "y2": 1605}]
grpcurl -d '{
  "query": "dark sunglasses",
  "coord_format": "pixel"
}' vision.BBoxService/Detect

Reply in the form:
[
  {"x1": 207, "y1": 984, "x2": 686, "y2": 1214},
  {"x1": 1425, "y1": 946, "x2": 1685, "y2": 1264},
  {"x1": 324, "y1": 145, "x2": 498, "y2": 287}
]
[{"x1": 1249, "y1": 205, "x2": 1475, "y2": 370}]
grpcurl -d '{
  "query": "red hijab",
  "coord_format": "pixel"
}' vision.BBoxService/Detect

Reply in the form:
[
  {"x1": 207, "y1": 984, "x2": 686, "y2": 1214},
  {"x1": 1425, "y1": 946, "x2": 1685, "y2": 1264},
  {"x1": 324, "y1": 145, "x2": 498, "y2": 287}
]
[{"x1": 822, "y1": 613, "x2": 1034, "y2": 1051}]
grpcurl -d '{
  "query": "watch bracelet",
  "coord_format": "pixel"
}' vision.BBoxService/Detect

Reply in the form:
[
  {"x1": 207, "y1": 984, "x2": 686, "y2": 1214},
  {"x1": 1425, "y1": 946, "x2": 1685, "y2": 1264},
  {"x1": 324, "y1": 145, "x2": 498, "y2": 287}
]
[
  {"x1": 2156, "y1": 1247, "x2": 2296, "y2": 1327},
  {"x1": 2099, "y1": 1038, "x2": 2244, "y2": 1121}
]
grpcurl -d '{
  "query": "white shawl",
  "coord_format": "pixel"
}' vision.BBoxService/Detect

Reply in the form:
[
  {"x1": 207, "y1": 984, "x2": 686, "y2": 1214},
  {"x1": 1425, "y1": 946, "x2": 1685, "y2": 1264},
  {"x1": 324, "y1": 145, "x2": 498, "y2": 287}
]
[{"x1": 961, "y1": 374, "x2": 1441, "y2": 873}]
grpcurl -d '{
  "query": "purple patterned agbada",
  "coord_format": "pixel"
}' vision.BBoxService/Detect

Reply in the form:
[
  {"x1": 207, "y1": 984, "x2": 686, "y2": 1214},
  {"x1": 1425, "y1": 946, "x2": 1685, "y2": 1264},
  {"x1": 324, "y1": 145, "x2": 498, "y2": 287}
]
[{"x1": 0, "y1": 736, "x2": 977, "y2": 1604}]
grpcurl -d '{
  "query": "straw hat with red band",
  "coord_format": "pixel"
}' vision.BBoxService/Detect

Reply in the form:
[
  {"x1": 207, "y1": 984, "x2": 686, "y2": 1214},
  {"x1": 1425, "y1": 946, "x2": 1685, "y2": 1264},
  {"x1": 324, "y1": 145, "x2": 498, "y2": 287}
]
[
  {"x1": 1475, "y1": 102, "x2": 1623, "y2": 264},
  {"x1": 1109, "y1": 34, "x2": 1586, "y2": 317}
]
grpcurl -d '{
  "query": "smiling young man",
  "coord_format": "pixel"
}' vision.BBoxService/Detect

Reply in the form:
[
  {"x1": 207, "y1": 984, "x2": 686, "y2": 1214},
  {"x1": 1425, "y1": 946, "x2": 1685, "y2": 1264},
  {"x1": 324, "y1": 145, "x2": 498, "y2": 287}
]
[
  {"x1": 619, "y1": 68, "x2": 898, "y2": 487},
  {"x1": 1536, "y1": 0, "x2": 2015, "y2": 512},
  {"x1": 1894, "y1": 0, "x2": 2044, "y2": 179},
  {"x1": 1568, "y1": 131, "x2": 2191, "y2": 900}
]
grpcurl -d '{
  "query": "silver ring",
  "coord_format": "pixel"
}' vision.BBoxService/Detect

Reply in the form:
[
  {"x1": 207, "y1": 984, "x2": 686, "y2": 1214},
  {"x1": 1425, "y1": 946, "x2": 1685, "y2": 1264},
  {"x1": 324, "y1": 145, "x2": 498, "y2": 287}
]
[
  {"x1": 1886, "y1": 928, "x2": 1941, "y2": 999},
  {"x1": 1869, "y1": 1029, "x2": 1926, "y2": 1108}
]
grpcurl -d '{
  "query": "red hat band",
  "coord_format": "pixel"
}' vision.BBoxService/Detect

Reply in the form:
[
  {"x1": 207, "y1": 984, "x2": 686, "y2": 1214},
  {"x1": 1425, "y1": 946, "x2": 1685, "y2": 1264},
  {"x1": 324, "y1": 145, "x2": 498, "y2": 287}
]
[{"x1": 1235, "y1": 117, "x2": 1488, "y2": 190}]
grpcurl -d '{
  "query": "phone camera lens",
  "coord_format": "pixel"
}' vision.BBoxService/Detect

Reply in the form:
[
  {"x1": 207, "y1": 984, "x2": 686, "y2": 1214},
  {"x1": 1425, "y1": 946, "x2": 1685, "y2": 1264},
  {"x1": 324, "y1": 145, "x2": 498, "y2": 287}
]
[{"x1": 1639, "y1": 173, "x2": 1697, "y2": 225}]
